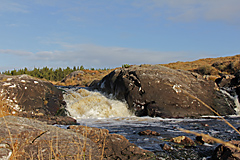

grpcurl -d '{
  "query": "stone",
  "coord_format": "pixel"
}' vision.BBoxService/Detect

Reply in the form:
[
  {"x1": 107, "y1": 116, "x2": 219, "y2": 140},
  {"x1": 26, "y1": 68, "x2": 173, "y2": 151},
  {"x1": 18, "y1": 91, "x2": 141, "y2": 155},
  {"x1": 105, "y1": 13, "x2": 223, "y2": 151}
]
[
  {"x1": 138, "y1": 129, "x2": 161, "y2": 136},
  {"x1": 162, "y1": 143, "x2": 172, "y2": 151},
  {"x1": 0, "y1": 74, "x2": 66, "y2": 116},
  {"x1": 61, "y1": 70, "x2": 84, "y2": 83},
  {"x1": 68, "y1": 125, "x2": 156, "y2": 160},
  {"x1": 212, "y1": 140, "x2": 240, "y2": 160},
  {"x1": 0, "y1": 116, "x2": 100, "y2": 160},
  {"x1": 196, "y1": 135, "x2": 215, "y2": 145},
  {"x1": 90, "y1": 65, "x2": 236, "y2": 118},
  {"x1": 170, "y1": 136, "x2": 196, "y2": 146}
]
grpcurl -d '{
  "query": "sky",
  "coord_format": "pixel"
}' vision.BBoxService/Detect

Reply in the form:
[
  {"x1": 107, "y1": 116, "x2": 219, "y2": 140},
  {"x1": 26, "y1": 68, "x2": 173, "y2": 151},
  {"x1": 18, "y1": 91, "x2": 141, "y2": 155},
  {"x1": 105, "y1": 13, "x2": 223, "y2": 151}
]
[{"x1": 0, "y1": 0, "x2": 240, "y2": 72}]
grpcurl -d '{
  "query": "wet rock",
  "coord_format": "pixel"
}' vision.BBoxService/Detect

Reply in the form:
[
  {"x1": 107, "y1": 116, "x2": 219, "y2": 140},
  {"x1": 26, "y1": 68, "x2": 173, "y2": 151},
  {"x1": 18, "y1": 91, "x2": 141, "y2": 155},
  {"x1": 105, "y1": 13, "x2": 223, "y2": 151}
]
[
  {"x1": 68, "y1": 125, "x2": 156, "y2": 160},
  {"x1": 0, "y1": 116, "x2": 100, "y2": 160},
  {"x1": 212, "y1": 140, "x2": 240, "y2": 160},
  {"x1": 196, "y1": 135, "x2": 215, "y2": 145},
  {"x1": 90, "y1": 65, "x2": 236, "y2": 118},
  {"x1": 170, "y1": 136, "x2": 196, "y2": 146},
  {"x1": 138, "y1": 129, "x2": 161, "y2": 136},
  {"x1": 231, "y1": 71, "x2": 240, "y2": 87},
  {"x1": 215, "y1": 76, "x2": 232, "y2": 88},
  {"x1": 162, "y1": 143, "x2": 172, "y2": 151},
  {"x1": 0, "y1": 74, "x2": 66, "y2": 116},
  {"x1": 232, "y1": 71, "x2": 240, "y2": 102}
]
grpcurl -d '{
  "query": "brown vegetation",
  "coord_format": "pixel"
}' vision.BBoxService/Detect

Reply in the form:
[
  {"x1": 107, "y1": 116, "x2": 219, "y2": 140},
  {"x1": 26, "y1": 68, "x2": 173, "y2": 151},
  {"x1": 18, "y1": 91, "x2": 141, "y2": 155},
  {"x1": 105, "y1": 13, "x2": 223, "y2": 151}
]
[
  {"x1": 162, "y1": 54, "x2": 240, "y2": 75},
  {"x1": 52, "y1": 69, "x2": 116, "y2": 87}
]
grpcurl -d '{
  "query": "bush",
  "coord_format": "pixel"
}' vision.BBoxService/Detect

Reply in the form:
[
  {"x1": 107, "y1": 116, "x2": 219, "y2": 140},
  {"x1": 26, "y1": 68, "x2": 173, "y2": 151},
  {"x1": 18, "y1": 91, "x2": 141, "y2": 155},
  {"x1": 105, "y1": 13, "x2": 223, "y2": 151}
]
[
  {"x1": 197, "y1": 65, "x2": 217, "y2": 75},
  {"x1": 122, "y1": 64, "x2": 131, "y2": 68}
]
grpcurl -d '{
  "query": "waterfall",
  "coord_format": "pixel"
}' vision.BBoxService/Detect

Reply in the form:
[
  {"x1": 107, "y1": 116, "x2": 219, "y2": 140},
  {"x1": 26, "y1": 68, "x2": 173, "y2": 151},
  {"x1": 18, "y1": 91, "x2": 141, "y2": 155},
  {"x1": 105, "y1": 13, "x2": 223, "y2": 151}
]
[
  {"x1": 234, "y1": 95, "x2": 240, "y2": 114},
  {"x1": 63, "y1": 88, "x2": 134, "y2": 118},
  {"x1": 219, "y1": 89, "x2": 240, "y2": 115}
]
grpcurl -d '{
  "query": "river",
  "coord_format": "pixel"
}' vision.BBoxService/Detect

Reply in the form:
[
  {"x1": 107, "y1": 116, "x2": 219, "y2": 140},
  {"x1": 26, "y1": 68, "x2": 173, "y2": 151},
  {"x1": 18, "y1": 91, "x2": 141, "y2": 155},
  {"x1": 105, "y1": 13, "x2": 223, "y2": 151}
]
[{"x1": 60, "y1": 86, "x2": 240, "y2": 159}]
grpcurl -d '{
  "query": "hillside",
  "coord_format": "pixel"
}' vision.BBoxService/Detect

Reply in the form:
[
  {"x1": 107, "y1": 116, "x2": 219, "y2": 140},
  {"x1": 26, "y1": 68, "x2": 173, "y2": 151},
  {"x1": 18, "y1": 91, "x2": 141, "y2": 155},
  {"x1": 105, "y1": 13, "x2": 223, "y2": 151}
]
[
  {"x1": 52, "y1": 69, "x2": 116, "y2": 86},
  {"x1": 162, "y1": 54, "x2": 240, "y2": 75}
]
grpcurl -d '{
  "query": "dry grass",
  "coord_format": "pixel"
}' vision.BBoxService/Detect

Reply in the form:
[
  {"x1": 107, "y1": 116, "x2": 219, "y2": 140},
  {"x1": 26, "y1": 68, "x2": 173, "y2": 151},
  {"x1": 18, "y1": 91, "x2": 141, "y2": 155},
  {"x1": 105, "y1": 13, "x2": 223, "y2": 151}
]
[
  {"x1": 0, "y1": 119, "x2": 97, "y2": 159},
  {"x1": 180, "y1": 128, "x2": 240, "y2": 152},
  {"x1": 162, "y1": 54, "x2": 240, "y2": 75},
  {"x1": 0, "y1": 97, "x2": 12, "y2": 117},
  {"x1": 0, "y1": 99, "x2": 105, "y2": 160},
  {"x1": 52, "y1": 69, "x2": 115, "y2": 87}
]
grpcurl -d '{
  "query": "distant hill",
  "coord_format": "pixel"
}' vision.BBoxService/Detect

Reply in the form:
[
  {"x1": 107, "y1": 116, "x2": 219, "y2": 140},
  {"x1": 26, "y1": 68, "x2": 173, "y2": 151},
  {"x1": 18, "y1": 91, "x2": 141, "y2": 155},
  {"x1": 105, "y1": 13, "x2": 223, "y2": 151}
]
[{"x1": 162, "y1": 54, "x2": 240, "y2": 76}]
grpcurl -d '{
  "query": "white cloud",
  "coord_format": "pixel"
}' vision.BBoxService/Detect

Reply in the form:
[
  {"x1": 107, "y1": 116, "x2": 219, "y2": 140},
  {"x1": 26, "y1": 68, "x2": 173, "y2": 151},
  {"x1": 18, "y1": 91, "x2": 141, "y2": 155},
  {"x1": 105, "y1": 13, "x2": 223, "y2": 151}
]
[
  {"x1": 0, "y1": 49, "x2": 33, "y2": 56},
  {"x1": 0, "y1": 1, "x2": 28, "y2": 13},
  {"x1": 30, "y1": 43, "x2": 193, "y2": 68},
  {"x1": 134, "y1": 0, "x2": 240, "y2": 23},
  {"x1": 0, "y1": 43, "x2": 208, "y2": 71}
]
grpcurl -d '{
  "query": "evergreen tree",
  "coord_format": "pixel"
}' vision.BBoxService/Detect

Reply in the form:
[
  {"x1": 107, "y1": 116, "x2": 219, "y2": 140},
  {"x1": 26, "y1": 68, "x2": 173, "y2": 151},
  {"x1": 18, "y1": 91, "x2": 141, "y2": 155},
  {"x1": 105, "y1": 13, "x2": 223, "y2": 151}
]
[
  {"x1": 80, "y1": 65, "x2": 84, "y2": 70},
  {"x1": 73, "y1": 66, "x2": 77, "y2": 71},
  {"x1": 2, "y1": 65, "x2": 100, "y2": 82}
]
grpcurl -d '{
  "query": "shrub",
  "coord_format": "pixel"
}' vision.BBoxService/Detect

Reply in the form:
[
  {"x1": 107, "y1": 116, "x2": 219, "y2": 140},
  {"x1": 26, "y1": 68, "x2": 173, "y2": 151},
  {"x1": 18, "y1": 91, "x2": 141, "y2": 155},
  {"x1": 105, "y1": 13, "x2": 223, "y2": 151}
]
[
  {"x1": 122, "y1": 64, "x2": 131, "y2": 68},
  {"x1": 197, "y1": 65, "x2": 217, "y2": 75}
]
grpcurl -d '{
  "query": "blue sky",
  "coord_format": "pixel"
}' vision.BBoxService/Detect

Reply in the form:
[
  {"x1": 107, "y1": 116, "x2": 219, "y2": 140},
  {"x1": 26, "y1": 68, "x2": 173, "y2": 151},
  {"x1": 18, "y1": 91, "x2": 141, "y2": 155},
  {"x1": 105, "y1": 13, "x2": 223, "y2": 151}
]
[{"x1": 0, "y1": 0, "x2": 240, "y2": 72}]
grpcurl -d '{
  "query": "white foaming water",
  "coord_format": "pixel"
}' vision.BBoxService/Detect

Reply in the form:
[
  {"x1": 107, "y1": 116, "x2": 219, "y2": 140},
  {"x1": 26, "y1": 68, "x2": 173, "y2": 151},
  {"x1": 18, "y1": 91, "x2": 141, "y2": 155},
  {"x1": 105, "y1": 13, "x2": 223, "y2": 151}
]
[
  {"x1": 220, "y1": 89, "x2": 240, "y2": 114},
  {"x1": 63, "y1": 88, "x2": 134, "y2": 119}
]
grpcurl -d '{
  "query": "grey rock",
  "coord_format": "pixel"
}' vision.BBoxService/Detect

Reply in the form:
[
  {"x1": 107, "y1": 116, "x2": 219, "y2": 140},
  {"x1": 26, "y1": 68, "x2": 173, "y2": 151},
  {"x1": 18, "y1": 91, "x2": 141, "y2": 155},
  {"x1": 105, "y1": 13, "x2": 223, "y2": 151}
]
[
  {"x1": 90, "y1": 65, "x2": 236, "y2": 118},
  {"x1": 61, "y1": 70, "x2": 84, "y2": 82},
  {"x1": 0, "y1": 74, "x2": 65, "y2": 116},
  {"x1": 0, "y1": 116, "x2": 100, "y2": 160}
]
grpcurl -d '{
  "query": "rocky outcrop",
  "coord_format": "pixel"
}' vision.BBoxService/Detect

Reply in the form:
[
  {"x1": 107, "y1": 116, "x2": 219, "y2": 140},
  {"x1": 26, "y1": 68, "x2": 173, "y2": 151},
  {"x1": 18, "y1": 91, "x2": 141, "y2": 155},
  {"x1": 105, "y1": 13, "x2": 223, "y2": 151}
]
[
  {"x1": 61, "y1": 70, "x2": 85, "y2": 83},
  {"x1": 0, "y1": 74, "x2": 66, "y2": 117},
  {"x1": 90, "y1": 65, "x2": 236, "y2": 118},
  {"x1": 0, "y1": 116, "x2": 156, "y2": 159},
  {"x1": 0, "y1": 116, "x2": 99, "y2": 159},
  {"x1": 68, "y1": 125, "x2": 156, "y2": 160},
  {"x1": 213, "y1": 71, "x2": 240, "y2": 115}
]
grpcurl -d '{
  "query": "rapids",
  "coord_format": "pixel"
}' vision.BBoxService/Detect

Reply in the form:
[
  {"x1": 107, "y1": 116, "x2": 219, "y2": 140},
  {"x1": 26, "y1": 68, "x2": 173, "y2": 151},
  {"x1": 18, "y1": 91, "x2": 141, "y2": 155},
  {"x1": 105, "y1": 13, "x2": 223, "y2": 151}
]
[
  {"x1": 61, "y1": 87, "x2": 240, "y2": 159},
  {"x1": 63, "y1": 87, "x2": 133, "y2": 118}
]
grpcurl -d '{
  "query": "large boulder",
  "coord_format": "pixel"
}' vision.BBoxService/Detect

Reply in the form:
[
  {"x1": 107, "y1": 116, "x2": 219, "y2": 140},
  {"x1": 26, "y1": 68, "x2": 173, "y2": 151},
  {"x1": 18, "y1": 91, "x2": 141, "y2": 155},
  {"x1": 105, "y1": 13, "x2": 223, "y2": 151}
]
[
  {"x1": 0, "y1": 116, "x2": 100, "y2": 159},
  {"x1": 0, "y1": 116, "x2": 156, "y2": 159},
  {"x1": 69, "y1": 125, "x2": 156, "y2": 160},
  {"x1": 0, "y1": 74, "x2": 66, "y2": 116},
  {"x1": 61, "y1": 70, "x2": 85, "y2": 83},
  {"x1": 90, "y1": 65, "x2": 236, "y2": 118},
  {"x1": 231, "y1": 71, "x2": 240, "y2": 102}
]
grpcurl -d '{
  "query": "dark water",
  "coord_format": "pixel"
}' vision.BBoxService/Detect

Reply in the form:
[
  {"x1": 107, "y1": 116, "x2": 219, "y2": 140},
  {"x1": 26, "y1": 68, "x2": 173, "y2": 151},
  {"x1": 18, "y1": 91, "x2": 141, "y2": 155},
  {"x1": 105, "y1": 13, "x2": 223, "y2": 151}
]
[
  {"x1": 60, "y1": 86, "x2": 240, "y2": 159},
  {"x1": 75, "y1": 116, "x2": 240, "y2": 159}
]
